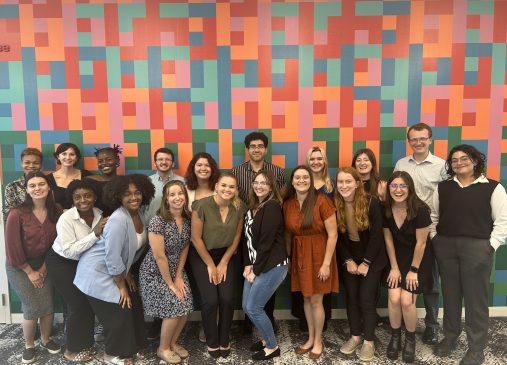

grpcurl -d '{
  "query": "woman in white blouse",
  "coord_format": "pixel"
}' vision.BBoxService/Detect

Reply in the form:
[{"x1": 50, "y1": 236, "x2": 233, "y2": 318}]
[{"x1": 45, "y1": 179, "x2": 107, "y2": 362}]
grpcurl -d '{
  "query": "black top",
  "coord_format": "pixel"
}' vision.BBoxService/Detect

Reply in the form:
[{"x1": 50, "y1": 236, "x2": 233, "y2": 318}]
[
  {"x1": 46, "y1": 170, "x2": 92, "y2": 209},
  {"x1": 243, "y1": 199, "x2": 288, "y2": 275},
  {"x1": 382, "y1": 204, "x2": 431, "y2": 248},
  {"x1": 437, "y1": 179, "x2": 498, "y2": 239},
  {"x1": 337, "y1": 196, "x2": 387, "y2": 272}
]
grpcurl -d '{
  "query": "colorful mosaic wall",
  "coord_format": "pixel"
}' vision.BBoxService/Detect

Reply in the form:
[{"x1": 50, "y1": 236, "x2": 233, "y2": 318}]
[{"x1": 1, "y1": 0, "x2": 507, "y2": 312}]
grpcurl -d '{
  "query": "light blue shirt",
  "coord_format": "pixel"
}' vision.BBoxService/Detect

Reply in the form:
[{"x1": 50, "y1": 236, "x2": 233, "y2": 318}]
[
  {"x1": 144, "y1": 171, "x2": 185, "y2": 222},
  {"x1": 74, "y1": 206, "x2": 145, "y2": 303}
]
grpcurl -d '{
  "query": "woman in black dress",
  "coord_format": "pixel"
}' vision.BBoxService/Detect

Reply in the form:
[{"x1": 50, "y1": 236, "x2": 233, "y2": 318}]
[{"x1": 383, "y1": 171, "x2": 432, "y2": 363}]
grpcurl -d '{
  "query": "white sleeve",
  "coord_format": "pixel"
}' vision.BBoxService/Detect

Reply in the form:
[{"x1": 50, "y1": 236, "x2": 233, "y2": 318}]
[
  {"x1": 430, "y1": 185, "x2": 440, "y2": 239},
  {"x1": 490, "y1": 184, "x2": 507, "y2": 250},
  {"x1": 55, "y1": 216, "x2": 99, "y2": 260}
]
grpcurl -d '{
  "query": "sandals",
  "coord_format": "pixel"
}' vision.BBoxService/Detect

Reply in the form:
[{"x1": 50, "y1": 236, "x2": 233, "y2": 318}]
[{"x1": 63, "y1": 350, "x2": 94, "y2": 363}]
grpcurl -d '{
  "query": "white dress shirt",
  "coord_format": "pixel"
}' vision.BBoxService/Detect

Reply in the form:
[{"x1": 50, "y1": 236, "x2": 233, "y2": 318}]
[{"x1": 52, "y1": 206, "x2": 103, "y2": 260}]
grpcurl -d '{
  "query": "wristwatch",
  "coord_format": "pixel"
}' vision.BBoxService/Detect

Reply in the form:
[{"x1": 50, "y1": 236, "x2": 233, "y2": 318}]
[{"x1": 409, "y1": 266, "x2": 419, "y2": 273}]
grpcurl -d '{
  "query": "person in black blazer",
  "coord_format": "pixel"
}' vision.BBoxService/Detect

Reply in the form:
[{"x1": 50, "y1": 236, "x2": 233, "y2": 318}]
[{"x1": 242, "y1": 170, "x2": 289, "y2": 361}]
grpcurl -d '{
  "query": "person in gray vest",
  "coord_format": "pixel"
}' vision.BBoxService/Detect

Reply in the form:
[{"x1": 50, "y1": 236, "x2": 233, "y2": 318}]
[
  {"x1": 431, "y1": 144, "x2": 507, "y2": 365},
  {"x1": 393, "y1": 123, "x2": 446, "y2": 345}
]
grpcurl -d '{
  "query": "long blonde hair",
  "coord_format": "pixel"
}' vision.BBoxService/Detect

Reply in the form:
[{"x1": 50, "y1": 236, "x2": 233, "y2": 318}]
[
  {"x1": 335, "y1": 167, "x2": 370, "y2": 233},
  {"x1": 306, "y1": 147, "x2": 334, "y2": 194}
]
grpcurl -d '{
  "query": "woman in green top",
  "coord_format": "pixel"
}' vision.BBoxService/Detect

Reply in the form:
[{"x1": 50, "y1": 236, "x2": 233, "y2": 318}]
[{"x1": 190, "y1": 173, "x2": 247, "y2": 359}]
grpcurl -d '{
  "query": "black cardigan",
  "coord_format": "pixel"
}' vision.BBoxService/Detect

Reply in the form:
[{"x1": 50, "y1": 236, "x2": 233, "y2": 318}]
[
  {"x1": 337, "y1": 196, "x2": 387, "y2": 272},
  {"x1": 243, "y1": 199, "x2": 288, "y2": 275}
]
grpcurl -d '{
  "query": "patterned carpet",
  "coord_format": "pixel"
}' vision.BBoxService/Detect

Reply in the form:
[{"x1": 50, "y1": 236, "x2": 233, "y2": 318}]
[{"x1": 1, "y1": 318, "x2": 506, "y2": 364}]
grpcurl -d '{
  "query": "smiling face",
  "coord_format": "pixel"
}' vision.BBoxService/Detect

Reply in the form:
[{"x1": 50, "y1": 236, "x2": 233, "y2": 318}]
[
  {"x1": 21, "y1": 154, "x2": 42, "y2": 176},
  {"x1": 389, "y1": 177, "x2": 409, "y2": 204},
  {"x1": 155, "y1": 152, "x2": 174, "y2": 174},
  {"x1": 354, "y1": 153, "x2": 373, "y2": 178},
  {"x1": 308, "y1": 151, "x2": 325, "y2": 174},
  {"x1": 166, "y1": 184, "x2": 186, "y2": 211},
  {"x1": 194, "y1": 158, "x2": 212, "y2": 180},
  {"x1": 215, "y1": 176, "x2": 237, "y2": 201},
  {"x1": 97, "y1": 150, "x2": 118, "y2": 176},
  {"x1": 72, "y1": 188, "x2": 97, "y2": 213},
  {"x1": 57, "y1": 147, "x2": 78, "y2": 168},
  {"x1": 336, "y1": 172, "x2": 359, "y2": 201},
  {"x1": 408, "y1": 129, "x2": 432, "y2": 156},
  {"x1": 26, "y1": 176, "x2": 50, "y2": 201},
  {"x1": 252, "y1": 173, "x2": 271, "y2": 202},
  {"x1": 451, "y1": 150, "x2": 475, "y2": 178},
  {"x1": 248, "y1": 139, "x2": 267, "y2": 163},
  {"x1": 121, "y1": 183, "x2": 143, "y2": 212},
  {"x1": 292, "y1": 168, "x2": 311, "y2": 195}
]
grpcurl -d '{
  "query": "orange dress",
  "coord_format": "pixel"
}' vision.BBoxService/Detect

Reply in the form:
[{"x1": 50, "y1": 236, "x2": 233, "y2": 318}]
[{"x1": 283, "y1": 193, "x2": 339, "y2": 297}]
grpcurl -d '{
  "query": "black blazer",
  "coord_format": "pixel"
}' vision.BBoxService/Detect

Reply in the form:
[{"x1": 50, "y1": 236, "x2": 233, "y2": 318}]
[
  {"x1": 243, "y1": 199, "x2": 288, "y2": 275},
  {"x1": 337, "y1": 196, "x2": 387, "y2": 272}
]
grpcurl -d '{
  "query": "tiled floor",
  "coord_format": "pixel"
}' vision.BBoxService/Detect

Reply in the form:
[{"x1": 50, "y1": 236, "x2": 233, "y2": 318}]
[{"x1": 1, "y1": 318, "x2": 507, "y2": 364}]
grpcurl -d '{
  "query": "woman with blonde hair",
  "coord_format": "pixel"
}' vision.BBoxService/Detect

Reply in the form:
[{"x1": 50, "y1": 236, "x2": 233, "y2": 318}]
[
  {"x1": 306, "y1": 146, "x2": 334, "y2": 199},
  {"x1": 335, "y1": 167, "x2": 387, "y2": 362}
]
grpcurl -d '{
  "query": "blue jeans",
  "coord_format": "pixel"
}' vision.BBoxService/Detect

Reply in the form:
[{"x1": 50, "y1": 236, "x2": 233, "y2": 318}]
[{"x1": 242, "y1": 265, "x2": 288, "y2": 349}]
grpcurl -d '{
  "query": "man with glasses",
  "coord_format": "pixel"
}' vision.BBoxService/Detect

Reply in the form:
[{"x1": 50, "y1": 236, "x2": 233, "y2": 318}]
[
  {"x1": 393, "y1": 123, "x2": 447, "y2": 346},
  {"x1": 232, "y1": 131, "x2": 286, "y2": 333}
]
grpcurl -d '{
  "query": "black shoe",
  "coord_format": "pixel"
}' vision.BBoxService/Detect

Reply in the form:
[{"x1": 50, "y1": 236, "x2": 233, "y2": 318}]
[
  {"x1": 252, "y1": 347, "x2": 280, "y2": 361},
  {"x1": 208, "y1": 349, "x2": 221, "y2": 359},
  {"x1": 422, "y1": 326, "x2": 438, "y2": 345},
  {"x1": 402, "y1": 331, "x2": 416, "y2": 363},
  {"x1": 386, "y1": 327, "x2": 401, "y2": 360},
  {"x1": 220, "y1": 348, "x2": 231, "y2": 358},
  {"x1": 460, "y1": 350, "x2": 485, "y2": 365},
  {"x1": 434, "y1": 337, "x2": 457, "y2": 357},
  {"x1": 40, "y1": 339, "x2": 61, "y2": 354},
  {"x1": 22, "y1": 347, "x2": 36, "y2": 364},
  {"x1": 250, "y1": 341, "x2": 265, "y2": 352}
]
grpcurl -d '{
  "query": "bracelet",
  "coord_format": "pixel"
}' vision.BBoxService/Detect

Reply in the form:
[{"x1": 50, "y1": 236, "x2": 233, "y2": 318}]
[{"x1": 362, "y1": 259, "x2": 371, "y2": 266}]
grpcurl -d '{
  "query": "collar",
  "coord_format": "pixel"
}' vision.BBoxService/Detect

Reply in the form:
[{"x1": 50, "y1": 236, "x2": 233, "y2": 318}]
[
  {"x1": 155, "y1": 171, "x2": 175, "y2": 182},
  {"x1": 452, "y1": 174, "x2": 488, "y2": 188},
  {"x1": 69, "y1": 206, "x2": 103, "y2": 220},
  {"x1": 246, "y1": 160, "x2": 267, "y2": 173},
  {"x1": 408, "y1": 151, "x2": 438, "y2": 164}
]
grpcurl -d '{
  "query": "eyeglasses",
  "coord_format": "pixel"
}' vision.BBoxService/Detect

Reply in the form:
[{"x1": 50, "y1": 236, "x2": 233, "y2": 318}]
[
  {"x1": 408, "y1": 137, "x2": 429, "y2": 144},
  {"x1": 451, "y1": 156, "x2": 471, "y2": 165},
  {"x1": 390, "y1": 183, "x2": 408, "y2": 190},
  {"x1": 249, "y1": 144, "x2": 265, "y2": 150},
  {"x1": 252, "y1": 181, "x2": 268, "y2": 187}
]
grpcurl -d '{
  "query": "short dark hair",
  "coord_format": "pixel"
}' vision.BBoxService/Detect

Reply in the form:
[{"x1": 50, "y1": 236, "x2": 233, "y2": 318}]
[
  {"x1": 184, "y1": 152, "x2": 219, "y2": 190},
  {"x1": 445, "y1": 144, "x2": 486, "y2": 178},
  {"x1": 20, "y1": 148, "x2": 43, "y2": 162},
  {"x1": 103, "y1": 174, "x2": 155, "y2": 212},
  {"x1": 66, "y1": 179, "x2": 100, "y2": 205},
  {"x1": 407, "y1": 123, "x2": 433, "y2": 140},
  {"x1": 153, "y1": 147, "x2": 175, "y2": 162},
  {"x1": 54, "y1": 143, "x2": 82, "y2": 164},
  {"x1": 244, "y1": 131, "x2": 269, "y2": 149}
]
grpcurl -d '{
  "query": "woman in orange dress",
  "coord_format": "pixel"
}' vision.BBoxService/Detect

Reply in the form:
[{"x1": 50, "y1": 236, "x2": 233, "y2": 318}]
[{"x1": 283, "y1": 165, "x2": 338, "y2": 360}]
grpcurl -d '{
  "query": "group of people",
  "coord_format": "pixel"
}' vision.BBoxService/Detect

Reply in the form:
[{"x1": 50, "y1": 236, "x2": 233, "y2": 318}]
[{"x1": 3, "y1": 126, "x2": 506, "y2": 365}]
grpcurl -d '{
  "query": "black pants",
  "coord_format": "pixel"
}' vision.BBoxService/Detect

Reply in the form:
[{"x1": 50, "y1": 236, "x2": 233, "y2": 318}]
[
  {"x1": 422, "y1": 239, "x2": 440, "y2": 329},
  {"x1": 86, "y1": 287, "x2": 146, "y2": 357},
  {"x1": 433, "y1": 235, "x2": 494, "y2": 352},
  {"x1": 189, "y1": 247, "x2": 236, "y2": 348},
  {"x1": 343, "y1": 266, "x2": 383, "y2": 341},
  {"x1": 45, "y1": 249, "x2": 94, "y2": 352}
]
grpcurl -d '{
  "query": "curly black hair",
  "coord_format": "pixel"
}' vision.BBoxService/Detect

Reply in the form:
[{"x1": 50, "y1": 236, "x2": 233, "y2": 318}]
[
  {"x1": 54, "y1": 143, "x2": 82, "y2": 164},
  {"x1": 94, "y1": 144, "x2": 123, "y2": 157},
  {"x1": 66, "y1": 179, "x2": 100, "y2": 205},
  {"x1": 184, "y1": 152, "x2": 219, "y2": 190},
  {"x1": 102, "y1": 174, "x2": 155, "y2": 211},
  {"x1": 445, "y1": 144, "x2": 486, "y2": 178},
  {"x1": 244, "y1": 131, "x2": 269, "y2": 148}
]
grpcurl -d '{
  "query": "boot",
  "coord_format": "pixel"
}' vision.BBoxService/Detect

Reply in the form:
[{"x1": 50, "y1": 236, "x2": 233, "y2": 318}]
[
  {"x1": 402, "y1": 330, "x2": 416, "y2": 363},
  {"x1": 386, "y1": 327, "x2": 402, "y2": 360}
]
